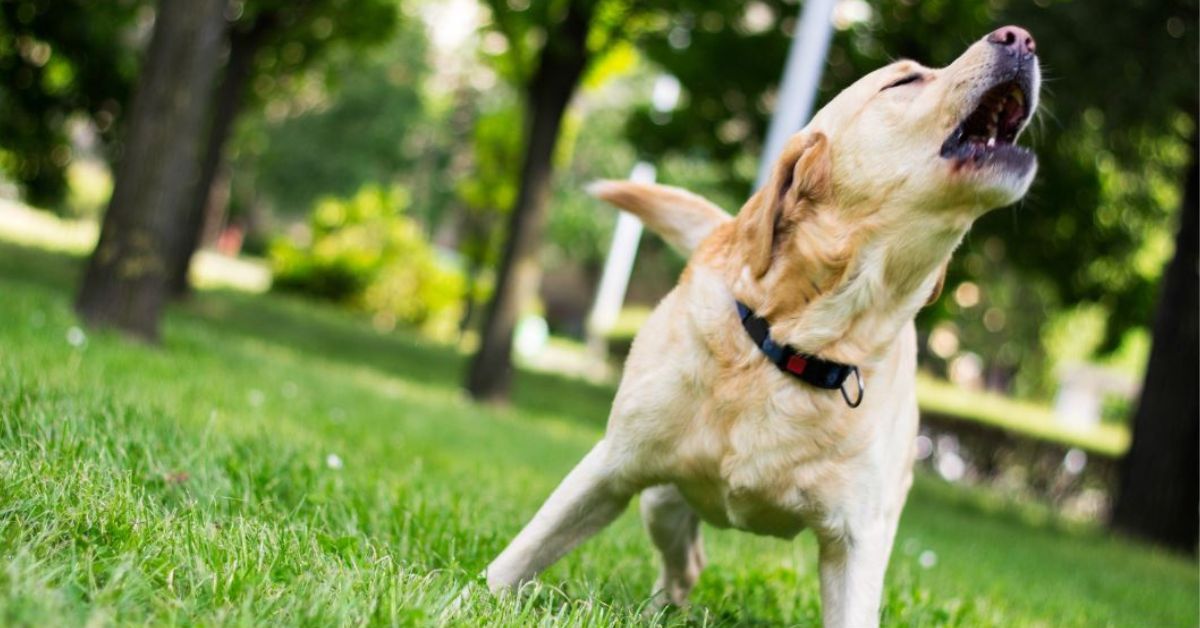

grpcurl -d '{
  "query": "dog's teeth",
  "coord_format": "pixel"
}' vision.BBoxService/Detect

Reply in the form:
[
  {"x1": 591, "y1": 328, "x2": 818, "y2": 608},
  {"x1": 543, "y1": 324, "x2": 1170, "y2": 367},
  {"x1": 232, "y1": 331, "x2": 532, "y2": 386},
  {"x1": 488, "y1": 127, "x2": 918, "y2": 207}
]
[{"x1": 987, "y1": 136, "x2": 996, "y2": 148}]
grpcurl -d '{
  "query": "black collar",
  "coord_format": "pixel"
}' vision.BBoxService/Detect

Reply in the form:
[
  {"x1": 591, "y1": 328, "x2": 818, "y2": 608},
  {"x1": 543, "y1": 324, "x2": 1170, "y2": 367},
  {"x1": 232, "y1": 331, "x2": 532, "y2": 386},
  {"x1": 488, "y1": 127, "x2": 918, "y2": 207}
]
[{"x1": 735, "y1": 301, "x2": 864, "y2": 408}]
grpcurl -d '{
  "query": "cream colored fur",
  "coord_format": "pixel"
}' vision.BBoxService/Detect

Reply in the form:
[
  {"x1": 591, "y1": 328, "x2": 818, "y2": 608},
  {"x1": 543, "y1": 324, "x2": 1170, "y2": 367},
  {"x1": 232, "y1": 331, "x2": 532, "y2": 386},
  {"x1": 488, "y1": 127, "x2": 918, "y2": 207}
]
[
  {"x1": 486, "y1": 31, "x2": 1040, "y2": 627},
  {"x1": 586, "y1": 180, "x2": 732, "y2": 253}
]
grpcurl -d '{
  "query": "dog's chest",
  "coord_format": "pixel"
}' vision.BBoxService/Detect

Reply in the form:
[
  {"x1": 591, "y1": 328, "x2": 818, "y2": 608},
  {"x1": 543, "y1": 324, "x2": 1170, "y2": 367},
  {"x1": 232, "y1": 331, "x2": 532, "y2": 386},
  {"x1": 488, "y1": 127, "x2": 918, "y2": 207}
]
[{"x1": 671, "y1": 384, "x2": 864, "y2": 538}]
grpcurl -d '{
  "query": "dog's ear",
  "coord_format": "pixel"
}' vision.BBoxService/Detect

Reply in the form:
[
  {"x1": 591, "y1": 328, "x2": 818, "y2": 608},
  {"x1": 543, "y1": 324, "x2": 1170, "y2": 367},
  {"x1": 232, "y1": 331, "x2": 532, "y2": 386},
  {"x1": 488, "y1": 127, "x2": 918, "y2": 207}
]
[
  {"x1": 738, "y1": 132, "x2": 832, "y2": 278},
  {"x1": 924, "y1": 263, "x2": 948, "y2": 307}
]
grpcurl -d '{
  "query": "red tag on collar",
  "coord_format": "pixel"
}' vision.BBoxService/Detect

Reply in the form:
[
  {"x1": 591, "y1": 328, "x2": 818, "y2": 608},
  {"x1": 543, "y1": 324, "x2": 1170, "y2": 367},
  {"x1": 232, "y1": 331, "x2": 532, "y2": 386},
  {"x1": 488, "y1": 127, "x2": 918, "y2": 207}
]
[{"x1": 786, "y1": 355, "x2": 808, "y2": 375}]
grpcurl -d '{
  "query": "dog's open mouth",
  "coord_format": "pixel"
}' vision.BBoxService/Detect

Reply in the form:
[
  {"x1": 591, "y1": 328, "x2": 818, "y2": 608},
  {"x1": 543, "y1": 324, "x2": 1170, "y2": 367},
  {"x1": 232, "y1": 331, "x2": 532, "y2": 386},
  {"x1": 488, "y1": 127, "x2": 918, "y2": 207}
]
[{"x1": 939, "y1": 78, "x2": 1033, "y2": 171}]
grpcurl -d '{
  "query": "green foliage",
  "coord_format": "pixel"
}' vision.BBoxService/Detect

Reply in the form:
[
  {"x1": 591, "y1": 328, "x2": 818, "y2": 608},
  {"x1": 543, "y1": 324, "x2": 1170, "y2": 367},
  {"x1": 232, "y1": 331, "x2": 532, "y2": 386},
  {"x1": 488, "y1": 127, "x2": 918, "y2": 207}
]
[
  {"x1": 0, "y1": 241, "x2": 1195, "y2": 626},
  {"x1": 0, "y1": 0, "x2": 143, "y2": 208},
  {"x1": 0, "y1": 0, "x2": 401, "y2": 215},
  {"x1": 477, "y1": 0, "x2": 651, "y2": 86},
  {"x1": 236, "y1": 0, "x2": 398, "y2": 95},
  {"x1": 270, "y1": 185, "x2": 464, "y2": 339},
  {"x1": 461, "y1": 106, "x2": 523, "y2": 214},
  {"x1": 454, "y1": 104, "x2": 524, "y2": 270},
  {"x1": 624, "y1": 0, "x2": 795, "y2": 185},
  {"x1": 1004, "y1": 0, "x2": 1198, "y2": 154},
  {"x1": 235, "y1": 13, "x2": 425, "y2": 216},
  {"x1": 457, "y1": 0, "x2": 651, "y2": 264},
  {"x1": 545, "y1": 109, "x2": 638, "y2": 270},
  {"x1": 452, "y1": 92, "x2": 622, "y2": 269}
]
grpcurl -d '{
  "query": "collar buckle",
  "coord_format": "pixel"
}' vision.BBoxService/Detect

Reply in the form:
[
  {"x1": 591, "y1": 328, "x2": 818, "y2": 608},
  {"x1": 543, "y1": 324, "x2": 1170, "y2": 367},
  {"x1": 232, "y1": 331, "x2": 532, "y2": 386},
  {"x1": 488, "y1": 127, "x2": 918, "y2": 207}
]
[{"x1": 840, "y1": 366, "x2": 865, "y2": 408}]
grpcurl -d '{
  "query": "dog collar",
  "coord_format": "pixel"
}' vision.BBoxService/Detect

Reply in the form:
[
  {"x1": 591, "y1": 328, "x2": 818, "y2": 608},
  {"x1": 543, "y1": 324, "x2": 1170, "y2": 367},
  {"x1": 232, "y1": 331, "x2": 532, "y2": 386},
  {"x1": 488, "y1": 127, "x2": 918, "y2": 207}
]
[{"x1": 735, "y1": 301, "x2": 864, "y2": 408}]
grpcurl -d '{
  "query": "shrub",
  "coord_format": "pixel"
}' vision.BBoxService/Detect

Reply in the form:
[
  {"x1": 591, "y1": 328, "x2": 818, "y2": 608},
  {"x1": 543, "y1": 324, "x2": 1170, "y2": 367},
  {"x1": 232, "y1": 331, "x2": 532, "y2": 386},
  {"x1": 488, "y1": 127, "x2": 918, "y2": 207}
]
[{"x1": 270, "y1": 185, "x2": 464, "y2": 339}]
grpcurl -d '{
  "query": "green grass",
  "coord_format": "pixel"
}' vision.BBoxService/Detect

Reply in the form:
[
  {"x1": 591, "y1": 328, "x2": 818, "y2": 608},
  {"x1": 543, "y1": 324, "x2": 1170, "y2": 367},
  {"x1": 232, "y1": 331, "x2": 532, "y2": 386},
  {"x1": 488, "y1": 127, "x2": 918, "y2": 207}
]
[{"x1": 0, "y1": 241, "x2": 1194, "y2": 626}]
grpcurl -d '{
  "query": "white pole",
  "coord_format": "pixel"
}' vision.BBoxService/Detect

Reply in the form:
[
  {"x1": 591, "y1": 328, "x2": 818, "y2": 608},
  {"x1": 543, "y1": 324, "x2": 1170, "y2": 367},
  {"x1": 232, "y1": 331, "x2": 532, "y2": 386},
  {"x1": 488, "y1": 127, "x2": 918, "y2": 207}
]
[
  {"x1": 755, "y1": 0, "x2": 838, "y2": 189},
  {"x1": 587, "y1": 162, "x2": 656, "y2": 351},
  {"x1": 585, "y1": 72, "x2": 682, "y2": 359}
]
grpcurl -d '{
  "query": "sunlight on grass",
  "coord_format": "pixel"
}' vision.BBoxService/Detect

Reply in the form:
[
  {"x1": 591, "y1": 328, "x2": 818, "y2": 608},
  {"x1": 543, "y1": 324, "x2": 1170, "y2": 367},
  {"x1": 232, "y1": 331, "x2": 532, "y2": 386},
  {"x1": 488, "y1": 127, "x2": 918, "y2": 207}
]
[
  {"x1": 0, "y1": 200, "x2": 270, "y2": 293},
  {"x1": 917, "y1": 374, "x2": 1129, "y2": 456},
  {"x1": 0, "y1": 198, "x2": 97, "y2": 253}
]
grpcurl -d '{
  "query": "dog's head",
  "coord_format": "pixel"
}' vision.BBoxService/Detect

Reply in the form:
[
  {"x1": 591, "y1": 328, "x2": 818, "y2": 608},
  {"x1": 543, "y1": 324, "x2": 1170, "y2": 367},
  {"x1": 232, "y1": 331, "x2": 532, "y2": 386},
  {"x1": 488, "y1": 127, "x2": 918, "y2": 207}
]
[{"x1": 738, "y1": 26, "x2": 1040, "y2": 282}]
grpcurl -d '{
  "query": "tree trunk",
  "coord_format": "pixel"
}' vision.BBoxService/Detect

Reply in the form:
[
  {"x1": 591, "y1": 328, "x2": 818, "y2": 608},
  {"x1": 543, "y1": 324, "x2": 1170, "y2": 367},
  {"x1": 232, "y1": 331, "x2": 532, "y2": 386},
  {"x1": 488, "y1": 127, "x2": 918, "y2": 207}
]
[
  {"x1": 459, "y1": 258, "x2": 481, "y2": 334},
  {"x1": 200, "y1": 165, "x2": 232, "y2": 249},
  {"x1": 1110, "y1": 131, "x2": 1199, "y2": 553},
  {"x1": 458, "y1": 218, "x2": 485, "y2": 335},
  {"x1": 75, "y1": 0, "x2": 228, "y2": 341},
  {"x1": 457, "y1": 210, "x2": 495, "y2": 335},
  {"x1": 168, "y1": 14, "x2": 274, "y2": 298},
  {"x1": 465, "y1": 1, "x2": 594, "y2": 402}
]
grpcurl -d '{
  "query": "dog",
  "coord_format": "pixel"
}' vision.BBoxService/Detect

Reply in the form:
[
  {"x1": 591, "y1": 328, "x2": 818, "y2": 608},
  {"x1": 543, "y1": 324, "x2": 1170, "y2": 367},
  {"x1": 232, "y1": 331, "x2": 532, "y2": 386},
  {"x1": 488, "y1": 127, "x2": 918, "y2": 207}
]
[{"x1": 486, "y1": 26, "x2": 1040, "y2": 627}]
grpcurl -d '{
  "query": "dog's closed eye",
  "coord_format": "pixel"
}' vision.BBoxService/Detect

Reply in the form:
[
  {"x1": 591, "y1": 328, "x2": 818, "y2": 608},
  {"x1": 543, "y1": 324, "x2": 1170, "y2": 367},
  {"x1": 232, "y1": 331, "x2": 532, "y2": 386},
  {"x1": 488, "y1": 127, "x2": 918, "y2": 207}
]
[{"x1": 882, "y1": 73, "x2": 924, "y2": 90}]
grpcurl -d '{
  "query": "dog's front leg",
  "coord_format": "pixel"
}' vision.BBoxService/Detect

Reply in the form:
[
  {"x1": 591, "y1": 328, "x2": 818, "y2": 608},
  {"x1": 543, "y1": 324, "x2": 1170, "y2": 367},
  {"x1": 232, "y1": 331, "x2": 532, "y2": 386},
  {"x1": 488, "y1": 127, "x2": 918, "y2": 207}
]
[
  {"x1": 486, "y1": 439, "x2": 634, "y2": 592},
  {"x1": 816, "y1": 480, "x2": 907, "y2": 628},
  {"x1": 816, "y1": 510, "x2": 902, "y2": 628}
]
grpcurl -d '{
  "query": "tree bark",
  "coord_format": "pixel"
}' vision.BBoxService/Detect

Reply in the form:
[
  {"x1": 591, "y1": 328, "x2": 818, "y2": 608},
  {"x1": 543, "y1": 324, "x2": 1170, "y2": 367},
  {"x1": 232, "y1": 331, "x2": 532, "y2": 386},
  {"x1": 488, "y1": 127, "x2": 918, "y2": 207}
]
[
  {"x1": 465, "y1": 1, "x2": 594, "y2": 402},
  {"x1": 458, "y1": 220, "x2": 486, "y2": 335},
  {"x1": 1110, "y1": 130, "x2": 1199, "y2": 553},
  {"x1": 75, "y1": 0, "x2": 228, "y2": 341},
  {"x1": 167, "y1": 13, "x2": 275, "y2": 298}
]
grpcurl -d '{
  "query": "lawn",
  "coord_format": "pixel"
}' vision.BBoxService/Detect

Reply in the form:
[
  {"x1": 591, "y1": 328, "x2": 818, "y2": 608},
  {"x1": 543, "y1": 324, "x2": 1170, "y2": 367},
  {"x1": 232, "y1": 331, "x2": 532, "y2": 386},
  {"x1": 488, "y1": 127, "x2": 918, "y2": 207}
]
[{"x1": 0, "y1": 241, "x2": 1195, "y2": 626}]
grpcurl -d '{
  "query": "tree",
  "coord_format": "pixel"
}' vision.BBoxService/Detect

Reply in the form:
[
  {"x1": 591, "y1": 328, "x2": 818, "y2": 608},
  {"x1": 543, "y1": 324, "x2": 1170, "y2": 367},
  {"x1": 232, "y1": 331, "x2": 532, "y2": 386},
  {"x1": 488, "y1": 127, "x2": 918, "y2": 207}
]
[
  {"x1": 0, "y1": 0, "x2": 144, "y2": 209},
  {"x1": 165, "y1": 0, "x2": 397, "y2": 297},
  {"x1": 75, "y1": 0, "x2": 228, "y2": 340},
  {"x1": 166, "y1": 4, "x2": 280, "y2": 297},
  {"x1": 464, "y1": 0, "x2": 601, "y2": 401},
  {"x1": 453, "y1": 105, "x2": 523, "y2": 332},
  {"x1": 1111, "y1": 141, "x2": 1198, "y2": 553}
]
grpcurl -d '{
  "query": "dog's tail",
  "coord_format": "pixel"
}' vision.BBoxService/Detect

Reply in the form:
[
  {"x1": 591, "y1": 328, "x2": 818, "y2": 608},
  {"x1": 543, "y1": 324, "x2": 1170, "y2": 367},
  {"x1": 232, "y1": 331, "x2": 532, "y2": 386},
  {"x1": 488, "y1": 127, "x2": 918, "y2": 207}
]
[{"x1": 587, "y1": 180, "x2": 732, "y2": 256}]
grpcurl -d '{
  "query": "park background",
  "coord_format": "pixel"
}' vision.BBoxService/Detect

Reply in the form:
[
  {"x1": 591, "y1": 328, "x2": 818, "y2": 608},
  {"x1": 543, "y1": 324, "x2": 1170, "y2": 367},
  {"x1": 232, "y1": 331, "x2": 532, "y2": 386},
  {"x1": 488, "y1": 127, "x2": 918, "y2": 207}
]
[{"x1": 0, "y1": 0, "x2": 1196, "y2": 624}]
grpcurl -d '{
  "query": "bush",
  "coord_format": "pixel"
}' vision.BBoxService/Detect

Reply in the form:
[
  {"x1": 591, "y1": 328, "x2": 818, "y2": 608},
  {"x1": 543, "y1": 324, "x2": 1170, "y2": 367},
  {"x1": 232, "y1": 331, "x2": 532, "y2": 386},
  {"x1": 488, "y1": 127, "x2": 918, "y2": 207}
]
[{"x1": 270, "y1": 185, "x2": 464, "y2": 339}]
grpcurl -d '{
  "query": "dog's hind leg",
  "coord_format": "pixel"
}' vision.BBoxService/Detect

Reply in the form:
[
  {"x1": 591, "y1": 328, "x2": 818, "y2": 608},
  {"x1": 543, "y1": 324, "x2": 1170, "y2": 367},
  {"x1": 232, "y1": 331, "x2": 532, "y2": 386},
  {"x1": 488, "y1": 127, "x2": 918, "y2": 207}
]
[
  {"x1": 640, "y1": 484, "x2": 705, "y2": 608},
  {"x1": 486, "y1": 439, "x2": 634, "y2": 592}
]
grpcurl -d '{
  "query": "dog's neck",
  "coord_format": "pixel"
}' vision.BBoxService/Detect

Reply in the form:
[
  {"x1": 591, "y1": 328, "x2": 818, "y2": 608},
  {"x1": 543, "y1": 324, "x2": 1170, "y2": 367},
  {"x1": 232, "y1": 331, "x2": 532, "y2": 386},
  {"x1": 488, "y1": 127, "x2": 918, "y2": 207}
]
[{"x1": 734, "y1": 205, "x2": 974, "y2": 367}]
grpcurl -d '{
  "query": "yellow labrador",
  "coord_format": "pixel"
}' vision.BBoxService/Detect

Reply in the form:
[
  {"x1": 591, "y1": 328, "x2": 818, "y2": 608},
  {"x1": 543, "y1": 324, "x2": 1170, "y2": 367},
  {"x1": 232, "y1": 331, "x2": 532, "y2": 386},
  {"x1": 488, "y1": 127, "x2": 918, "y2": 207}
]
[{"x1": 487, "y1": 26, "x2": 1040, "y2": 626}]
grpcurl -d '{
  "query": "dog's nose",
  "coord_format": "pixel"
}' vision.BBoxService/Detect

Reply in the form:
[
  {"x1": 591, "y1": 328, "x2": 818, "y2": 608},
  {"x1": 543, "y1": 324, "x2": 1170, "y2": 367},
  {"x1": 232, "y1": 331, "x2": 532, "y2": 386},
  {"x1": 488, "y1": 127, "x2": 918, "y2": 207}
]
[{"x1": 987, "y1": 25, "x2": 1036, "y2": 55}]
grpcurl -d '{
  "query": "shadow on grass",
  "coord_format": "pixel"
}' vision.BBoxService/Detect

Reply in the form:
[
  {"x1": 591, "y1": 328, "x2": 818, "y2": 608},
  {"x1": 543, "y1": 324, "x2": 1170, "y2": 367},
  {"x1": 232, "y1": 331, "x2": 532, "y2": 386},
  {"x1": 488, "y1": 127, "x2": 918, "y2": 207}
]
[
  {"x1": 180, "y1": 290, "x2": 617, "y2": 427},
  {"x1": 0, "y1": 241, "x2": 617, "y2": 428},
  {"x1": 0, "y1": 240, "x2": 85, "y2": 293}
]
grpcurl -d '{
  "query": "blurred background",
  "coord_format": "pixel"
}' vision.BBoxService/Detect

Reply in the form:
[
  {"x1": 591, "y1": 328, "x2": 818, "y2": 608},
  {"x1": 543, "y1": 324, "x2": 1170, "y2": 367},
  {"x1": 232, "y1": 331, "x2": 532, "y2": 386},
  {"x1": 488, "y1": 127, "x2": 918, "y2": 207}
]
[{"x1": 0, "y1": 0, "x2": 1196, "y2": 622}]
